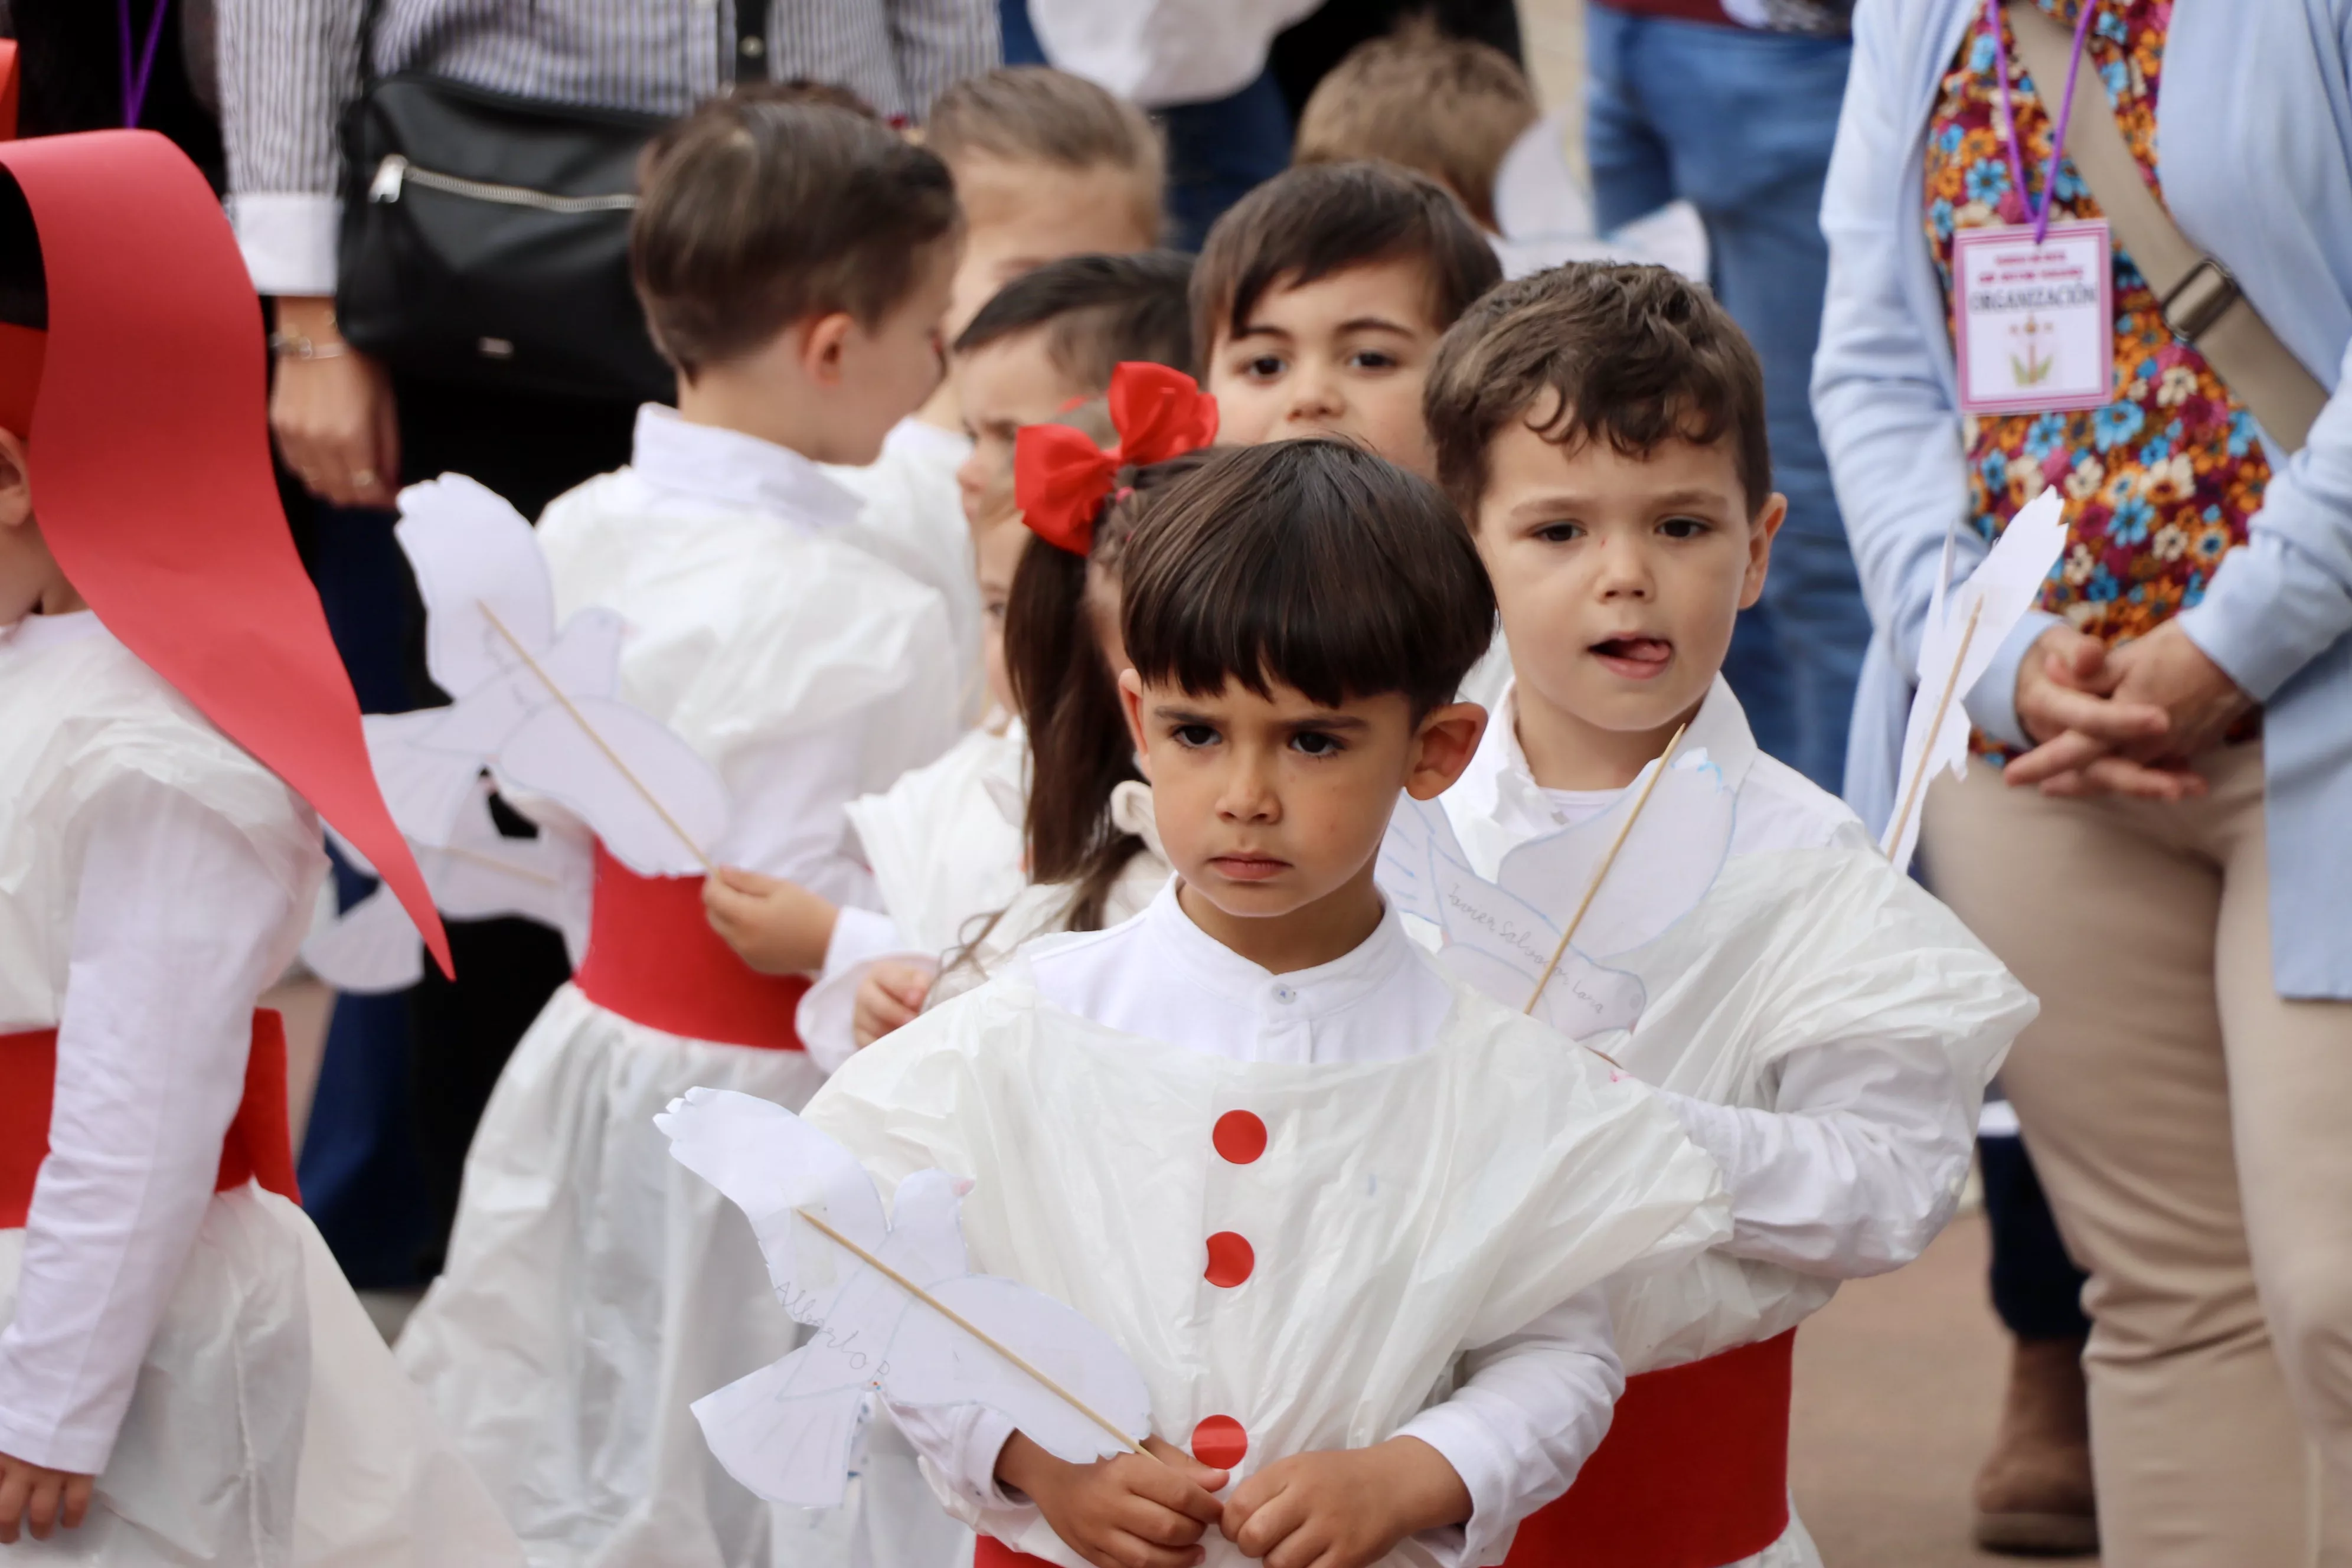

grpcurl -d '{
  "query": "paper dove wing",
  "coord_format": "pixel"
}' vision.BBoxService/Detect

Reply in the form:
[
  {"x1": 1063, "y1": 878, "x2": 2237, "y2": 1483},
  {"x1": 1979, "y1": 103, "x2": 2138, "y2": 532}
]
[
  {"x1": 1376, "y1": 793, "x2": 1475, "y2": 931},
  {"x1": 1881, "y1": 491, "x2": 2070, "y2": 872},
  {"x1": 493, "y1": 697, "x2": 727, "y2": 876},
  {"x1": 302, "y1": 880, "x2": 427, "y2": 994},
  {"x1": 396, "y1": 474, "x2": 560, "y2": 697},
  {"x1": 1496, "y1": 752, "x2": 1736, "y2": 960}
]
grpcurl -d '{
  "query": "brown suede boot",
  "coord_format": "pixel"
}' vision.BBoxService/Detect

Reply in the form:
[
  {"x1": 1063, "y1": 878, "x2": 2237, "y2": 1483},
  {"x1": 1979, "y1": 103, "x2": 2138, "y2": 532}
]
[{"x1": 1973, "y1": 1335, "x2": 2099, "y2": 1556}]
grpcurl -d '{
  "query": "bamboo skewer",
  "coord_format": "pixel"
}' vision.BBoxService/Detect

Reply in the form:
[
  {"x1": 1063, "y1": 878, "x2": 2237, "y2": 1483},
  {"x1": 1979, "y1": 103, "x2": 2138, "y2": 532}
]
[
  {"x1": 479, "y1": 602, "x2": 714, "y2": 872},
  {"x1": 1523, "y1": 721, "x2": 1690, "y2": 1017},
  {"x1": 1881, "y1": 596, "x2": 1985, "y2": 865},
  {"x1": 433, "y1": 840, "x2": 564, "y2": 888},
  {"x1": 793, "y1": 1207, "x2": 1151, "y2": 1459}
]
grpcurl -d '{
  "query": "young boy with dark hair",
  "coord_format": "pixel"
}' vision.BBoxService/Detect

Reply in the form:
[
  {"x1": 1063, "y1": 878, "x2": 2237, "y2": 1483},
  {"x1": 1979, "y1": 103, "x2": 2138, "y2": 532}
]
[
  {"x1": 798, "y1": 439, "x2": 1731, "y2": 1568},
  {"x1": 1412, "y1": 263, "x2": 2034, "y2": 1567},
  {"x1": 1191, "y1": 162, "x2": 1500, "y2": 475},
  {"x1": 952, "y1": 249, "x2": 1196, "y2": 525},
  {"x1": 394, "y1": 96, "x2": 967, "y2": 1567}
]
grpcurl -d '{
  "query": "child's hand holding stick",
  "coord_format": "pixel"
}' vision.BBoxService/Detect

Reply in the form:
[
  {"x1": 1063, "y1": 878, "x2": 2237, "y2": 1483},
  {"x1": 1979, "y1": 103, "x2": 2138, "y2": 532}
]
[
  {"x1": 998, "y1": 1431, "x2": 1230, "y2": 1568},
  {"x1": 1221, "y1": 1438, "x2": 1471, "y2": 1568},
  {"x1": 701, "y1": 867, "x2": 839, "y2": 975}
]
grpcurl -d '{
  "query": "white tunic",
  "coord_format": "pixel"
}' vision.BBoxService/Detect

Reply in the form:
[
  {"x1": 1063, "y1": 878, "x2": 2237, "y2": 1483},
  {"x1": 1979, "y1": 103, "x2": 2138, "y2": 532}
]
[
  {"x1": 1430, "y1": 680, "x2": 2035, "y2": 1568},
  {"x1": 394, "y1": 408, "x2": 965, "y2": 1568},
  {"x1": 824, "y1": 415, "x2": 984, "y2": 722},
  {"x1": 0, "y1": 611, "x2": 521, "y2": 1564},
  {"x1": 808, "y1": 887, "x2": 1732, "y2": 1568}
]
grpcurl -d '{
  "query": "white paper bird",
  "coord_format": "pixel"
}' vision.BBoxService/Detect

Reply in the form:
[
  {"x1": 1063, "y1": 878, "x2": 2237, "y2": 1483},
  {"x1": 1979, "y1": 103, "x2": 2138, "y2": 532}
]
[
  {"x1": 302, "y1": 775, "x2": 593, "y2": 994},
  {"x1": 361, "y1": 474, "x2": 731, "y2": 886},
  {"x1": 1880, "y1": 489, "x2": 2070, "y2": 873},
  {"x1": 1489, "y1": 109, "x2": 1710, "y2": 283},
  {"x1": 1378, "y1": 748, "x2": 1736, "y2": 1039},
  {"x1": 657, "y1": 1087, "x2": 1154, "y2": 1509}
]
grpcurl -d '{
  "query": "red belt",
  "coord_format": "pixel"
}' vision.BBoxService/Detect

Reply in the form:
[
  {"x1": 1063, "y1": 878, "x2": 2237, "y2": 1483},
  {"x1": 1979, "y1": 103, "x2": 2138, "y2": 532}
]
[
  {"x1": 972, "y1": 1331, "x2": 1791, "y2": 1568},
  {"x1": 1507, "y1": 1330, "x2": 1795, "y2": 1568},
  {"x1": 0, "y1": 1010, "x2": 300, "y2": 1229},
  {"x1": 572, "y1": 842, "x2": 808, "y2": 1051}
]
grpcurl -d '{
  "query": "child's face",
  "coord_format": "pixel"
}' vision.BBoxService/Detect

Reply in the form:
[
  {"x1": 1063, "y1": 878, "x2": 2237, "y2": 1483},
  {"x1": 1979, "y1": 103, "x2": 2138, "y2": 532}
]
[
  {"x1": 824, "y1": 242, "x2": 959, "y2": 463},
  {"x1": 1475, "y1": 411, "x2": 1783, "y2": 757},
  {"x1": 955, "y1": 329, "x2": 1095, "y2": 528},
  {"x1": 974, "y1": 516, "x2": 1030, "y2": 718},
  {"x1": 1119, "y1": 670, "x2": 1482, "y2": 925},
  {"x1": 945, "y1": 153, "x2": 1158, "y2": 342},
  {"x1": 1206, "y1": 259, "x2": 1446, "y2": 476}
]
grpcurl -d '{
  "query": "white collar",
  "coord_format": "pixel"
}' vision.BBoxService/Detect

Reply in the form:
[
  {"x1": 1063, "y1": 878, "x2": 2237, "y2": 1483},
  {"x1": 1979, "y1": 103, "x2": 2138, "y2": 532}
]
[
  {"x1": 1141, "y1": 878, "x2": 1417, "y2": 1017},
  {"x1": 628, "y1": 404, "x2": 864, "y2": 528},
  {"x1": 1459, "y1": 673, "x2": 1758, "y2": 834},
  {"x1": 0, "y1": 608, "x2": 106, "y2": 655}
]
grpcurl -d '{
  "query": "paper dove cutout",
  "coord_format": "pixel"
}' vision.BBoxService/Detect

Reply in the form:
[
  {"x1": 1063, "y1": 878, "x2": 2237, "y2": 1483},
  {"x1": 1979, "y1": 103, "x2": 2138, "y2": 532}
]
[
  {"x1": 302, "y1": 775, "x2": 593, "y2": 994},
  {"x1": 363, "y1": 473, "x2": 731, "y2": 878},
  {"x1": 1880, "y1": 489, "x2": 2070, "y2": 873},
  {"x1": 657, "y1": 1088, "x2": 1152, "y2": 1508},
  {"x1": 1490, "y1": 110, "x2": 1710, "y2": 283},
  {"x1": 1378, "y1": 753, "x2": 1735, "y2": 1039}
]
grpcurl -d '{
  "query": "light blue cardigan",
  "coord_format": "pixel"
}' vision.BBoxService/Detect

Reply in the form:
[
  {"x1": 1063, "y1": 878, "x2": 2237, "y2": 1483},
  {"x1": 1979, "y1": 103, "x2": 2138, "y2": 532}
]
[{"x1": 1814, "y1": 0, "x2": 2352, "y2": 999}]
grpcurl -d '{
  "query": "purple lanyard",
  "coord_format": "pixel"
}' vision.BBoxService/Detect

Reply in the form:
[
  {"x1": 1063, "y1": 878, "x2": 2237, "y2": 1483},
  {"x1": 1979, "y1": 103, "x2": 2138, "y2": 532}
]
[
  {"x1": 119, "y1": 0, "x2": 172, "y2": 129},
  {"x1": 1987, "y1": 0, "x2": 2099, "y2": 244}
]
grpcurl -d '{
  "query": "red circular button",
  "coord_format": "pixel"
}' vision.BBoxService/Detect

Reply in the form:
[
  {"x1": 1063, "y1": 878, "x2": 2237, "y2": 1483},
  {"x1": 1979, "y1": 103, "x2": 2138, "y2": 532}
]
[
  {"x1": 1191, "y1": 1415, "x2": 1247, "y2": 1469},
  {"x1": 1213, "y1": 1111, "x2": 1267, "y2": 1164},
  {"x1": 1204, "y1": 1231, "x2": 1254, "y2": 1288}
]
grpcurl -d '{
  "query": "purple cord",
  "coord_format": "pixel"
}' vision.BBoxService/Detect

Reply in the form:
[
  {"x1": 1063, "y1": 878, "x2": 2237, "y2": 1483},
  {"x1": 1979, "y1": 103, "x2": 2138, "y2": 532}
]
[
  {"x1": 119, "y1": 0, "x2": 174, "y2": 129},
  {"x1": 1987, "y1": 0, "x2": 2101, "y2": 244}
]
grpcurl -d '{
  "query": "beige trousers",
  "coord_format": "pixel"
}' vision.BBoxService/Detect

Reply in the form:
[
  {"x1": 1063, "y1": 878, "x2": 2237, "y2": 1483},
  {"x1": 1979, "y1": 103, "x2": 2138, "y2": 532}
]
[{"x1": 1922, "y1": 744, "x2": 2352, "y2": 1566}]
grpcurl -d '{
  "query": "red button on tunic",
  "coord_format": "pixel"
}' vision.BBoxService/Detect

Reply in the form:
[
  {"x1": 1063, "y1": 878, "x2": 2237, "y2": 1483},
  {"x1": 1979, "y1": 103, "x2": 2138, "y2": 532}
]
[
  {"x1": 1191, "y1": 1415, "x2": 1248, "y2": 1469},
  {"x1": 1213, "y1": 1110, "x2": 1267, "y2": 1164},
  {"x1": 1204, "y1": 1231, "x2": 1254, "y2": 1288}
]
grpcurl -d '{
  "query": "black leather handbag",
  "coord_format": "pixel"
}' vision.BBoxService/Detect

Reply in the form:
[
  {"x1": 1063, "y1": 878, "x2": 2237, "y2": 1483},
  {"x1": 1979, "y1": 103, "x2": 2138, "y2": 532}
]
[{"x1": 335, "y1": 73, "x2": 677, "y2": 405}]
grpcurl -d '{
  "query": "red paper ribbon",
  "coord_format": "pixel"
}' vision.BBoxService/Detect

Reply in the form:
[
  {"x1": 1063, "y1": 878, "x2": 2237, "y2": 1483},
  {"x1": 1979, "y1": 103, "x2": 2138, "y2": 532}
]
[
  {"x1": 1012, "y1": 361, "x2": 1217, "y2": 556},
  {"x1": 0, "y1": 131, "x2": 452, "y2": 976}
]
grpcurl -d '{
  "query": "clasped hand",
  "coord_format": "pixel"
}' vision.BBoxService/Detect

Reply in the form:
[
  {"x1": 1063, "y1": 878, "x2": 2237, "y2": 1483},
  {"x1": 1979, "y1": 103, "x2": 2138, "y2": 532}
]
[
  {"x1": 2004, "y1": 622, "x2": 2250, "y2": 799},
  {"x1": 997, "y1": 1430, "x2": 1471, "y2": 1568},
  {"x1": 0, "y1": 1451, "x2": 93, "y2": 1544}
]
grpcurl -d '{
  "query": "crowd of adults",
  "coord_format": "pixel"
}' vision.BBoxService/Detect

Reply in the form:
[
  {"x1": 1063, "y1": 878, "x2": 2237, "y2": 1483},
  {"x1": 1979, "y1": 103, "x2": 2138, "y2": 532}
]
[{"x1": 10, "y1": 1, "x2": 2348, "y2": 1562}]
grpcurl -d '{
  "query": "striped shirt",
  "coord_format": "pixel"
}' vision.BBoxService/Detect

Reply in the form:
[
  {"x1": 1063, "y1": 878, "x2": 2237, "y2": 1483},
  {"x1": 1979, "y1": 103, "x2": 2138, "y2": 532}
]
[{"x1": 218, "y1": 0, "x2": 998, "y2": 293}]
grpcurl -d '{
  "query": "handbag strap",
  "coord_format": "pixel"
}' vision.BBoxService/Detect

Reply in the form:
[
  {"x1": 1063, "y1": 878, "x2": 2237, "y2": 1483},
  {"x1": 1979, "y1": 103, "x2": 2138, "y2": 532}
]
[{"x1": 2008, "y1": 0, "x2": 2328, "y2": 454}]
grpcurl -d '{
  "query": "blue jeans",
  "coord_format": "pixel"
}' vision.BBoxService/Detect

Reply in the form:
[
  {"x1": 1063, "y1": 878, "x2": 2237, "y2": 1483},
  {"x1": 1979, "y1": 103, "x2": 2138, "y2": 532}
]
[
  {"x1": 1585, "y1": 5, "x2": 1869, "y2": 792},
  {"x1": 999, "y1": 0, "x2": 1292, "y2": 251}
]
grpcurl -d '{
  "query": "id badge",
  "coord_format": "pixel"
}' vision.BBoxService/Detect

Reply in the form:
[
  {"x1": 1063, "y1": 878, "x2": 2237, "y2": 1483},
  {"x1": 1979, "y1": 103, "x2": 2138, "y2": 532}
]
[{"x1": 1952, "y1": 218, "x2": 2114, "y2": 415}]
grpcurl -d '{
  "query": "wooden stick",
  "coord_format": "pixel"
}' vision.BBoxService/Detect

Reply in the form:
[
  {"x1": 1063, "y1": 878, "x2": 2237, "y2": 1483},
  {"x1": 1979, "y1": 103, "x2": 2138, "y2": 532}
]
[
  {"x1": 793, "y1": 1207, "x2": 1150, "y2": 1459},
  {"x1": 432, "y1": 840, "x2": 564, "y2": 888},
  {"x1": 1523, "y1": 721, "x2": 1690, "y2": 1017},
  {"x1": 478, "y1": 602, "x2": 714, "y2": 872},
  {"x1": 1881, "y1": 596, "x2": 1985, "y2": 865}
]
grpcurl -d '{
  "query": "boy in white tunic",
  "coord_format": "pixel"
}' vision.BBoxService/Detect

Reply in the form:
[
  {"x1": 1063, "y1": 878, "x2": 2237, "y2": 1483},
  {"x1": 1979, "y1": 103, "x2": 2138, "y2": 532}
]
[
  {"x1": 393, "y1": 99, "x2": 964, "y2": 1568},
  {"x1": 0, "y1": 132, "x2": 519, "y2": 1563},
  {"x1": 803, "y1": 440, "x2": 1732, "y2": 1568},
  {"x1": 1411, "y1": 265, "x2": 2037, "y2": 1567}
]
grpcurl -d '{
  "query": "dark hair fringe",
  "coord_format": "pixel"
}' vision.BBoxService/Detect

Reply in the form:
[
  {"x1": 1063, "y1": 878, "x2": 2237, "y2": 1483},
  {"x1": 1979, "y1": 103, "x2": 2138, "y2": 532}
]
[
  {"x1": 1188, "y1": 161, "x2": 1501, "y2": 371},
  {"x1": 1425, "y1": 262, "x2": 1774, "y2": 518},
  {"x1": 955, "y1": 250, "x2": 1197, "y2": 383},
  {"x1": 1119, "y1": 440, "x2": 1495, "y2": 719}
]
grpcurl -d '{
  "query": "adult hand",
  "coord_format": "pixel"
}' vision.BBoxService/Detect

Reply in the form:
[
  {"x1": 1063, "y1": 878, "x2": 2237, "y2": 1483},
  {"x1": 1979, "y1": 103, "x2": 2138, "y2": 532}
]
[
  {"x1": 1221, "y1": 1436, "x2": 1470, "y2": 1568},
  {"x1": 2004, "y1": 623, "x2": 2201, "y2": 800},
  {"x1": 997, "y1": 1432, "x2": 1228, "y2": 1568},
  {"x1": 270, "y1": 296, "x2": 400, "y2": 509},
  {"x1": 0, "y1": 1452, "x2": 93, "y2": 1544}
]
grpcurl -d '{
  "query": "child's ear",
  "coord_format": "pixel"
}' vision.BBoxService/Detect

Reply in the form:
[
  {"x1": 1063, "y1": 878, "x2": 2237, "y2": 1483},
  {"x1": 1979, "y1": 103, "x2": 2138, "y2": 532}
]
[
  {"x1": 1116, "y1": 667, "x2": 1154, "y2": 782},
  {"x1": 801, "y1": 311, "x2": 856, "y2": 387},
  {"x1": 1404, "y1": 701, "x2": 1488, "y2": 801},
  {"x1": 1740, "y1": 492, "x2": 1788, "y2": 611},
  {"x1": 0, "y1": 428, "x2": 30, "y2": 532}
]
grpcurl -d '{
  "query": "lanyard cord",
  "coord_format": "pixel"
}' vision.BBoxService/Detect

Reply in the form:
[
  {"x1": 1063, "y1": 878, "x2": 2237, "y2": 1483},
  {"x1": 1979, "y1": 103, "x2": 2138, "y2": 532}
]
[
  {"x1": 117, "y1": 0, "x2": 172, "y2": 129},
  {"x1": 1987, "y1": 0, "x2": 2101, "y2": 245}
]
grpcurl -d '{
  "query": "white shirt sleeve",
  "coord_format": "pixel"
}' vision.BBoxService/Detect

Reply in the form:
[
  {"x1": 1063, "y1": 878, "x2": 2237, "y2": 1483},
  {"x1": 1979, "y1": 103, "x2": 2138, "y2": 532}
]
[
  {"x1": 717, "y1": 718, "x2": 887, "y2": 908},
  {"x1": 0, "y1": 776, "x2": 302, "y2": 1474},
  {"x1": 1660, "y1": 1036, "x2": 1973, "y2": 1279},
  {"x1": 887, "y1": 1397, "x2": 1033, "y2": 1539},
  {"x1": 1394, "y1": 1288, "x2": 1624, "y2": 1568}
]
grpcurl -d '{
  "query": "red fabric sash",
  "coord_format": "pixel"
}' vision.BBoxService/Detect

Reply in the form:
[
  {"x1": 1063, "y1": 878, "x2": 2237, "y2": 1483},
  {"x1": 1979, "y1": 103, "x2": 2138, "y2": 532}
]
[
  {"x1": 1505, "y1": 1330, "x2": 1796, "y2": 1568},
  {"x1": 972, "y1": 1331, "x2": 1791, "y2": 1568},
  {"x1": 0, "y1": 1010, "x2": 300, "y2": 1229},
  {"x1": 571, "y1": 843, "x2": 808, "y2": 1051}
]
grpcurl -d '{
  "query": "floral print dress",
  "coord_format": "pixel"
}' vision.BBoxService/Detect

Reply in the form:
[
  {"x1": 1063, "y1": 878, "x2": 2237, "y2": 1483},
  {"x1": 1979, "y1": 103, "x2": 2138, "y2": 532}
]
[{"x1": 1923, "y1": 0, "x2": 2266, "y2": 756}]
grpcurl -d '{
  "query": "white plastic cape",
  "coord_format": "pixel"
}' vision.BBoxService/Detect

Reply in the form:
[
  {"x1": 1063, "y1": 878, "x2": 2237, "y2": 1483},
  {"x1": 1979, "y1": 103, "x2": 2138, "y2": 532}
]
[{"x1": 804, "y1": 963, "x2": 1732, "y2": 1568}]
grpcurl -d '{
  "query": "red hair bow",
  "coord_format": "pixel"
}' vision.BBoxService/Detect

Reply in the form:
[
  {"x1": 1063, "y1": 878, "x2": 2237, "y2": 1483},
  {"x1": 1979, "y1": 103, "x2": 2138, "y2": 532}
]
[{"x1": 1013, "y1": 361, "x2": 1219, "y2": 556}]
